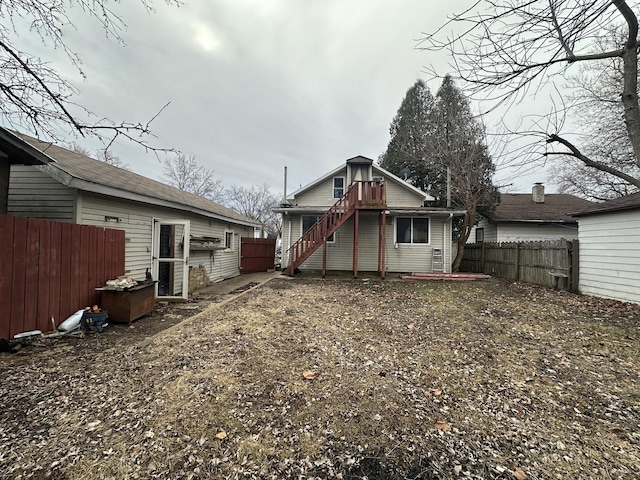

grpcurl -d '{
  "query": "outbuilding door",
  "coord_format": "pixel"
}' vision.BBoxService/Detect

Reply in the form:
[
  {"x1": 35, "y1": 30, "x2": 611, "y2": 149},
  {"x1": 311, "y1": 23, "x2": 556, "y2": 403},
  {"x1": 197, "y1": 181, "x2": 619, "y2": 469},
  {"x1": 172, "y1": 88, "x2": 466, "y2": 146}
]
[{"x1": 153, "y1": 219, "x2": 190, "y2": 300}]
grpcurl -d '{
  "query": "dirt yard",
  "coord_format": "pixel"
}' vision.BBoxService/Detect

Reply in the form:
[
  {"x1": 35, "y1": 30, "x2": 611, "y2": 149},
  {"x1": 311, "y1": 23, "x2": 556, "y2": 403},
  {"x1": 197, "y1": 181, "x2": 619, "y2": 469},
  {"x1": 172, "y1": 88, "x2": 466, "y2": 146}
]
[{"x1": 1, "y1": 277, "x2": 639, "y2": 479}]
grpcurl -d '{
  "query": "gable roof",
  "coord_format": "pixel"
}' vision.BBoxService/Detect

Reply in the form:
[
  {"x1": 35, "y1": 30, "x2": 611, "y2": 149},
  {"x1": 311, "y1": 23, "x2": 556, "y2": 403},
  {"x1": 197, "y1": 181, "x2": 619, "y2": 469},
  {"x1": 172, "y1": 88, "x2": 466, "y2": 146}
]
[
  {"x1": 489, "y1": 193, "x2": 594, "y2": 223},
  {"x1": 0, "y1": 128, "x2": 54, "y2": 166},
  {"x1": 287, "y1": 156, "x2": 434, "y2": 202},
  {"x1": 10, "y1": 130, "x2": 258, "y2": 227},
  {"x1": 572, "y1": 191, "x2": 640, "y2": 217}
]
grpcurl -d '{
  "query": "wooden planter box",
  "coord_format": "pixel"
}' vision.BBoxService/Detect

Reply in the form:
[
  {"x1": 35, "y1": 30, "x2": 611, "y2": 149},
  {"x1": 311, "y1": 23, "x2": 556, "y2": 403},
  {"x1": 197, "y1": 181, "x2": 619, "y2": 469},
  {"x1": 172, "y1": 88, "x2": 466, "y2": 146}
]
[{"x1": 96, "y1": 282, "x2": 155, "y2": 326}]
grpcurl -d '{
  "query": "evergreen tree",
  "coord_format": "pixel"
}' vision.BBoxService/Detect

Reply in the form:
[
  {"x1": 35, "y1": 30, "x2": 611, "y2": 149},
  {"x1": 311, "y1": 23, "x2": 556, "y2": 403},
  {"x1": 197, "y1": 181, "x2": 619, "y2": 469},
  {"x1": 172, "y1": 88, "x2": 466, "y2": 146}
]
[
  {"x1": 431, "y1": 75, "x2": 499, "y2": 271},
  {"x1": 380, "y1": 76, "x2": 499, "y2": 271},
  {"x1": 379, "y1": 80, "x2": 442, "y2": 200}
]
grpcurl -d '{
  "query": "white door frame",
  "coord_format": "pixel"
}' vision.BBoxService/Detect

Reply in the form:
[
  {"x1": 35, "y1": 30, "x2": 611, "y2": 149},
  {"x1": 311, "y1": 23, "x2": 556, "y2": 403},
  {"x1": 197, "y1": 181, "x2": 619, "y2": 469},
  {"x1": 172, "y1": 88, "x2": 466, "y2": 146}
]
[{"x1": 152, "y1": 218, "x2": 190, "y2": 301}]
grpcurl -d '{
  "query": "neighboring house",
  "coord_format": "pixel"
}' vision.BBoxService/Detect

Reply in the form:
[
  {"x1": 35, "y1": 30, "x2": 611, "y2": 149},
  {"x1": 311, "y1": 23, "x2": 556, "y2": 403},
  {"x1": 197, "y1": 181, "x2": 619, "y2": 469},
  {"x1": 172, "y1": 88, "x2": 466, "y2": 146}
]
[
  {"x1": 573, "y1": 192, "x2": 640, "y2": 304},
  {"x1": 275, "y1": 156, "x2": 465, "y2": 277},
  {"x1": 469, "y1": 183, "x2": 594, "y2": 243},
  {"x1": 5, "y1": 129, "x2": 259, "y2": 300}
]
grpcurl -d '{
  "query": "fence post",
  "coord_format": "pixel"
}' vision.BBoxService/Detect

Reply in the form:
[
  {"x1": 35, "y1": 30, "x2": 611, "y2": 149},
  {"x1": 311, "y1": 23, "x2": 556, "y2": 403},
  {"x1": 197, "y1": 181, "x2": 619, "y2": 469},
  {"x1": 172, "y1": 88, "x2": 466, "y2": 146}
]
[
  {"x1": 481, "y1": 242, "x2": 486, "y2": 274},
  {"x1": 514, "y1": 243, "x2": 520, "y2": 281},
  {"x1": 570, "y1": 239, "x2": 579, "y2": 293}
]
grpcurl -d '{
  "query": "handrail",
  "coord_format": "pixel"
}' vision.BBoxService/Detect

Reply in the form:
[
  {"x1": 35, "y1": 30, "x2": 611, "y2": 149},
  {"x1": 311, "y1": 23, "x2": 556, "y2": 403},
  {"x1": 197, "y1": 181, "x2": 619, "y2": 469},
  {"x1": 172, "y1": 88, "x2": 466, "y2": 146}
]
[{"x1": 285, "y1": 181, "x2": 385, "y2": 274}]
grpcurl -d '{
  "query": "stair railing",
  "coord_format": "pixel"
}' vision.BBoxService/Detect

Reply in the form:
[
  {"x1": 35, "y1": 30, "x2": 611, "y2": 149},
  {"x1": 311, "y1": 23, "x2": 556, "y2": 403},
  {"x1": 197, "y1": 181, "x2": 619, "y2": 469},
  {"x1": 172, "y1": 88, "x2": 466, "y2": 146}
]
[{"x1": 285, "y1": 181, "x2": 385, "y2": 274}]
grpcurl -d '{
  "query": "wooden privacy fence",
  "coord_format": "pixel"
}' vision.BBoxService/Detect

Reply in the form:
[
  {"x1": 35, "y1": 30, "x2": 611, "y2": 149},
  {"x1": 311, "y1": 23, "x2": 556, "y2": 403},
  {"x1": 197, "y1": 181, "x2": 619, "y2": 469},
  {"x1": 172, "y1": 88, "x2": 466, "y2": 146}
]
[
  {"x1": 460, "y1": 239, "x2": 579, "y2": 292},
  {"x1": 240, "y1": 237, "x2": 276, "y2": 274},
  {"x1": 0, "y1": 215, "x2": 125, "y2": 339}
]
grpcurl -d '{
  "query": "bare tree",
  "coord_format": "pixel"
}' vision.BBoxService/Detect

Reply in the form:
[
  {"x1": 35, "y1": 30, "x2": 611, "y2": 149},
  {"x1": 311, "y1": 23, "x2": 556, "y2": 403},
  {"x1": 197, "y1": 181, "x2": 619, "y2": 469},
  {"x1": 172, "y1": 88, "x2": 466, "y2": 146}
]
[
  {"x1": 223, "y1": 184, "x2": 282, "y2": 238},
  {"x1": 162, "y1": 154, "x2": 223, "y2": 201},
  {"x1": 96, "y1": 150, "x2": 131, "y2": 171},
  {"x1": 420, "y1": 1, "x2": 640, "y2": 191},
  {"x1": 0, "y1": 0, "x2": 179, "y2": 151},
  {"x1": 429, "y1": 76, "x2": 499, "y2": 271},
  {"x1": 551, "y1": 26, "x2": 640, "y2": 199},
  {"x1": 68, "y1": 142, "x2": 131, "y2": 170}
]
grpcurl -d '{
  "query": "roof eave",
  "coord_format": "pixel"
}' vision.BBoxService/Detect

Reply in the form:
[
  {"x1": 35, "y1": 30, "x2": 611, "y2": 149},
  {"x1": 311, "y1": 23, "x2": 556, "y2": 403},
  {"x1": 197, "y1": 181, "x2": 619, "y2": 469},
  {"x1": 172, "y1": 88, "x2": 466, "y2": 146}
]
[
  {"x1": 0, "y1": 128, "x2": 56, "y2": 165},
  {"x1": 69, "y1": 179, "x2": 259, "y2": 227}
]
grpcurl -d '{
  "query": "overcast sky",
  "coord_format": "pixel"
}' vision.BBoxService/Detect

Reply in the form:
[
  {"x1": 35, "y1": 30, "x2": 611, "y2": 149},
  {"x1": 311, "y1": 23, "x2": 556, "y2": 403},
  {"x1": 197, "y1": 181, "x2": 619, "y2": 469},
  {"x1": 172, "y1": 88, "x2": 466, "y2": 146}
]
[{"x1": 11, "y1": 0, "x2": 552, "y2": 197}]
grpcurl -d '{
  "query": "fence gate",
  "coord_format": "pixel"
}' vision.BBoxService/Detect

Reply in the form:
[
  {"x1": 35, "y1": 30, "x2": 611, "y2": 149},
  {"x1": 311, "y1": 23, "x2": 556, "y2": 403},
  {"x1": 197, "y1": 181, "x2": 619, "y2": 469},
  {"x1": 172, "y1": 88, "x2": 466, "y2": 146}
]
[{"x1": 240, "y1": 238, "x2": 276, "y2": 274}]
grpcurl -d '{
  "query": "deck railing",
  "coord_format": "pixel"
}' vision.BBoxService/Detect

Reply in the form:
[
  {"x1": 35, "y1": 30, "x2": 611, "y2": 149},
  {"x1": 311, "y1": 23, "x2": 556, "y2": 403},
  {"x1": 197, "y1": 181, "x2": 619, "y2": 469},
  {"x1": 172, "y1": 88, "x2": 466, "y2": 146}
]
[{"x1": 284, "y1": 181, "x2": 385, "y2": 275}]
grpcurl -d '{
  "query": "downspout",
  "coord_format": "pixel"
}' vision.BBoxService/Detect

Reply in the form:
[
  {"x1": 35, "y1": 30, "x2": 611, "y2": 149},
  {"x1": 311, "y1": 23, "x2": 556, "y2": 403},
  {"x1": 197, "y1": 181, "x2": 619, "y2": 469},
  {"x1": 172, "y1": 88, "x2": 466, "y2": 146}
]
[
  {"x1": 286, "y1": 212, "x2": 292, "y2": 268},
  {"x1": 446, "y1": 213, "x2": 453, "y2": 273}
]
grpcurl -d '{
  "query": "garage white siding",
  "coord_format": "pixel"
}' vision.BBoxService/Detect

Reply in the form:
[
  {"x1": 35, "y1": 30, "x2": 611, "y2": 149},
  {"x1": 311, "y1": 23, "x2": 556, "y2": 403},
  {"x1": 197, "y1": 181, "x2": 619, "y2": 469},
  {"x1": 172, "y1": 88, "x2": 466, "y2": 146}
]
[
  {"x1": 79, "y1": 192, "x2": 253, "y2": 283},
  {"x1": 578, "y1": 209, "x2": 640, "y2": 304}
]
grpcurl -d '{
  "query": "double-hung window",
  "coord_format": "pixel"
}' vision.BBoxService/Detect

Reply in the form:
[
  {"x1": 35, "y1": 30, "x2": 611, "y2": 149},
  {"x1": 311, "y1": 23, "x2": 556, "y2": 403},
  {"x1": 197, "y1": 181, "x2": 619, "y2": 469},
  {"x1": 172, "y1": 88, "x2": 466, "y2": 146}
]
[
  {"x1": 396, "y1": 217, "x2": 429, "y2": 244},
  {"x1": 302, "y1": 215, "x2": 334, "y2": 242},
  {"x1": 333, "y1": 177, "x2": 345, "y2": 199}
]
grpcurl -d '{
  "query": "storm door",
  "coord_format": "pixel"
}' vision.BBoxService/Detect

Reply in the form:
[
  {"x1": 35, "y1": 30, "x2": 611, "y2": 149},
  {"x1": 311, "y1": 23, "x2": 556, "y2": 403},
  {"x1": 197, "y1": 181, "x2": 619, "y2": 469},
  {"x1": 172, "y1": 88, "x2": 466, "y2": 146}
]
[{"x1": 153, "y1": 219, "x2": 190, "y2": 301}]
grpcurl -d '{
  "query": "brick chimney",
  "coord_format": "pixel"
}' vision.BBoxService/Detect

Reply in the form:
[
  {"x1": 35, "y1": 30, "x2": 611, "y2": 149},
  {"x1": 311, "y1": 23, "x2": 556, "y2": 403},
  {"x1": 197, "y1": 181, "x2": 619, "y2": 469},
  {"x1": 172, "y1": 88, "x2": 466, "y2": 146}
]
[{"x1": 532, "y1": 183, "x2": 545, "y2": 203}]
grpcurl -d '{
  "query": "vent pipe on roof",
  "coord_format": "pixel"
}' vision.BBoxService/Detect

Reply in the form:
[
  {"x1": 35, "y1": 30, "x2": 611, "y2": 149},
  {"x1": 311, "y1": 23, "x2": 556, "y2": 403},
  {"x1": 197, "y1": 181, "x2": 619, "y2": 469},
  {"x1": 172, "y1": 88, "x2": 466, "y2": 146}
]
[
  {"x1": 532, "y1": 183, "x2": 545, "y2": 203},
  {"x1": 283, "y1": 166, "x2": 287, "y2": 204}
]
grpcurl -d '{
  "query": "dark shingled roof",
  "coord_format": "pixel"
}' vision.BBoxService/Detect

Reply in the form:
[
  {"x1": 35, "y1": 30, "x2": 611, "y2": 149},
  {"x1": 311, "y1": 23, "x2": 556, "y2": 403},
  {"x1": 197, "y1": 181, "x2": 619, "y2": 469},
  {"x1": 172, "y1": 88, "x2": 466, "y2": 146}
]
[
  {"x1": 572, "y1": 191, "x2": 640, "y2": 217},
  {"x1": 490, "y1": 193, "x2": 594, "y2": 223},
  {"x1": 13, "y1": 131, "x2": 257, "y2": 226}
]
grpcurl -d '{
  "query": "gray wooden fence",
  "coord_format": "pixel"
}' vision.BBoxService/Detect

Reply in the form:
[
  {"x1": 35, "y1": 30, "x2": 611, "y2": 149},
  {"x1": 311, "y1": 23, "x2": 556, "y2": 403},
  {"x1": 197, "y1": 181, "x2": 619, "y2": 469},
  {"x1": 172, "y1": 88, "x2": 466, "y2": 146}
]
[{"x1": 460, "y1": 239, "x2": 579, "y2": 292}]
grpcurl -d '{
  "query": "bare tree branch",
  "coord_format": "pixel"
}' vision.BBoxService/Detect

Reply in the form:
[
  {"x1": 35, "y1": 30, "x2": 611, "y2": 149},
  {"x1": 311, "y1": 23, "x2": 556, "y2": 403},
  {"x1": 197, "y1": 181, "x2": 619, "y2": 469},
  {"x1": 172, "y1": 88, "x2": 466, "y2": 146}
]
[
  {"x1": 421, "y1": 1, "x2": 640, "y2": 194},
  {"x1": 0, "y1": 0, "x2": 181, "y2": 151}
]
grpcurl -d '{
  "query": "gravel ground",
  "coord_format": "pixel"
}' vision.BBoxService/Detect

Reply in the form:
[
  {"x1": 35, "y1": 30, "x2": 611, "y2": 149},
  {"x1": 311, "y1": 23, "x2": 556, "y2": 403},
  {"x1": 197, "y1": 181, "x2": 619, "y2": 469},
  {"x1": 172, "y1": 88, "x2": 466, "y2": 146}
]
[{"x1": 1, "y1": 277, "x2": 639, "y2": 479}]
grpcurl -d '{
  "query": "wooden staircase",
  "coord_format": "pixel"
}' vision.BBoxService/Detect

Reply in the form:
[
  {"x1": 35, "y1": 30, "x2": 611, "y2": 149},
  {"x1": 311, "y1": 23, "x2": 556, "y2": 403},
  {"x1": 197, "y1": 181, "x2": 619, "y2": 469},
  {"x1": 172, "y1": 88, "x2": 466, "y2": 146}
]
[{"x1": 284, "y1": 181, "x2": 385, "y2": 276}]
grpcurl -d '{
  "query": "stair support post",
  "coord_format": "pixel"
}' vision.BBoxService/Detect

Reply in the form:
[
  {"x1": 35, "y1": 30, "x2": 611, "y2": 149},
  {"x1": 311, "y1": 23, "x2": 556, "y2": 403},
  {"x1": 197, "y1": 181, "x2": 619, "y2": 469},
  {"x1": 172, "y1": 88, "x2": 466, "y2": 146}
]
[
  {"x1": 353, "y1": 209, "x2": 359, "y2": 278},
  {"x1": 322, "y1": 237, "x2": 327, "y2": 278},
  {"x1": 379, "y1": 209, "x2": 386, "y2": 279}
]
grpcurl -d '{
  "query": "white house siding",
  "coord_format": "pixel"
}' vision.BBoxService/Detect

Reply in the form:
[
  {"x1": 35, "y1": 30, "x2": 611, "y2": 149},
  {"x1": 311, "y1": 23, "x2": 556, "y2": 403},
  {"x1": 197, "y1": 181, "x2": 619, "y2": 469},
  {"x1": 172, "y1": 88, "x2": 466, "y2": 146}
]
[
  {"x1": 79, "y1": 193, "x2": 252, "y2": 283},
  {"x1": 294, "y1": 169, "x2": 347, "y2": 206},
  {"x1": 284, "y1": 212, "x2": 450, "y2": 273},
  {"x1": 385, "y1": 216, "x2": 447, "y2": 273},
  {"x1": 468, "y1": 219, "x2": 497, "y2": 244},
  {"x1": 8, "y1": 165, "x2": 76, "y2": 221},
  {"x1": 384, "y1": 179, "x2": 424, "y2": 207},
  {"x1": 496, "y1": 224, "x2": 578, "y2": 242},
  {"x1": 578, "y1": 210, "x2": 640, "y2": 304}
]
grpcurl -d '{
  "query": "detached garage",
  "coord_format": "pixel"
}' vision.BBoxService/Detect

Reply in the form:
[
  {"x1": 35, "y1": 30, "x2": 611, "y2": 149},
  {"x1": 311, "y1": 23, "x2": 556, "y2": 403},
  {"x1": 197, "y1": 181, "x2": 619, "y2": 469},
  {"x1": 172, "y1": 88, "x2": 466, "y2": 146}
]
[{"x1": 574, "y1": 192, "x2": 640, "y2": 304}]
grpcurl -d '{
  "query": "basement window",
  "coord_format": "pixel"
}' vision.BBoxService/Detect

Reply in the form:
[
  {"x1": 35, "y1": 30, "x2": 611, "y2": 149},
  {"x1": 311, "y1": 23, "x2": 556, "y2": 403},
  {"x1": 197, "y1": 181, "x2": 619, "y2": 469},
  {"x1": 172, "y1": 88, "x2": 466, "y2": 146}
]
[{"x1": 396, "y1": 217, "x2": 429, "y2": 244}]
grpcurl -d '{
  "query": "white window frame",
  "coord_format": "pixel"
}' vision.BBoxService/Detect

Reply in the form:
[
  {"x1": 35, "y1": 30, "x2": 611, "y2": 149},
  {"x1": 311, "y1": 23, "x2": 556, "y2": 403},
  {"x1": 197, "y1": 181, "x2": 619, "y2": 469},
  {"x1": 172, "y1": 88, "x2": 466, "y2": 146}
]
[
  {"x1": 395, "y1": 217, "x2": 430, "y2": 245},
  {"x1": 301, "y1": 215, "x2": 335, "y2": 243},
  {"x1": 224, "y1": 230, "x2": 234, "y2": 250},
  {"x1": 332, "y1": 176, "x2": 345, "y2": 199}
]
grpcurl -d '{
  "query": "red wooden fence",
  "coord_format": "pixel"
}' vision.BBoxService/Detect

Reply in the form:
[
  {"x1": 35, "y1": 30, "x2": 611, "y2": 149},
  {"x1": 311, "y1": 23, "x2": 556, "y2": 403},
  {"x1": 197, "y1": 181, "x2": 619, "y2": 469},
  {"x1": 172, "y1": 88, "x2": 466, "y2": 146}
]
[
  {"x1": 0, "y1": 215, "x2": 125, "y2": 339},
  {"x1": 240, "y1": 238, "x2": 276, "y2": 274}
]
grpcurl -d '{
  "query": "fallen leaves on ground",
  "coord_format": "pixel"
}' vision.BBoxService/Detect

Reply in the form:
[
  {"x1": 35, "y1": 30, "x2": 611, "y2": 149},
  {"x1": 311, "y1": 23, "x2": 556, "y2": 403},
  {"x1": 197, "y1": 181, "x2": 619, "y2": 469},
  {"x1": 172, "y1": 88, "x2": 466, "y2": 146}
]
[{"x1": 1, "y1": 277, "x2": 639, "y2": 479}]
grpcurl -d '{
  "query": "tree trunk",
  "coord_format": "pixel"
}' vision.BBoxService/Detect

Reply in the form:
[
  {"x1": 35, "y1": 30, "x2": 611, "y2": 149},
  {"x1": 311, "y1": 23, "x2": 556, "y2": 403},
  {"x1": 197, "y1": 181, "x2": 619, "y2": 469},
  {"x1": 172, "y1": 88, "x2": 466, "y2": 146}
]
[
  {"x1": 451, "y1": 210, "x2": 476, "y2": 272},
  {"x1": 622, "y1": 47, "x2": 640, "y2": 168}
]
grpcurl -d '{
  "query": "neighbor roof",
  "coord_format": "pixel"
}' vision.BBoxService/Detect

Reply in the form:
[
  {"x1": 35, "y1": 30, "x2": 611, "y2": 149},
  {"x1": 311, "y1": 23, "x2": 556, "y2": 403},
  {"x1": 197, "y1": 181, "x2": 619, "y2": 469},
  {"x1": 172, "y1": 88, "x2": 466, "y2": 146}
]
[
  {"x1": 572, "y1": 191, "x2": 640, "y2": 217},
  {"x1": 489, "y1": 193, "x2": 594, "y2": 223},
  {"x1": 11, "y1": 130, "x2": 258, "y2": 227}
]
